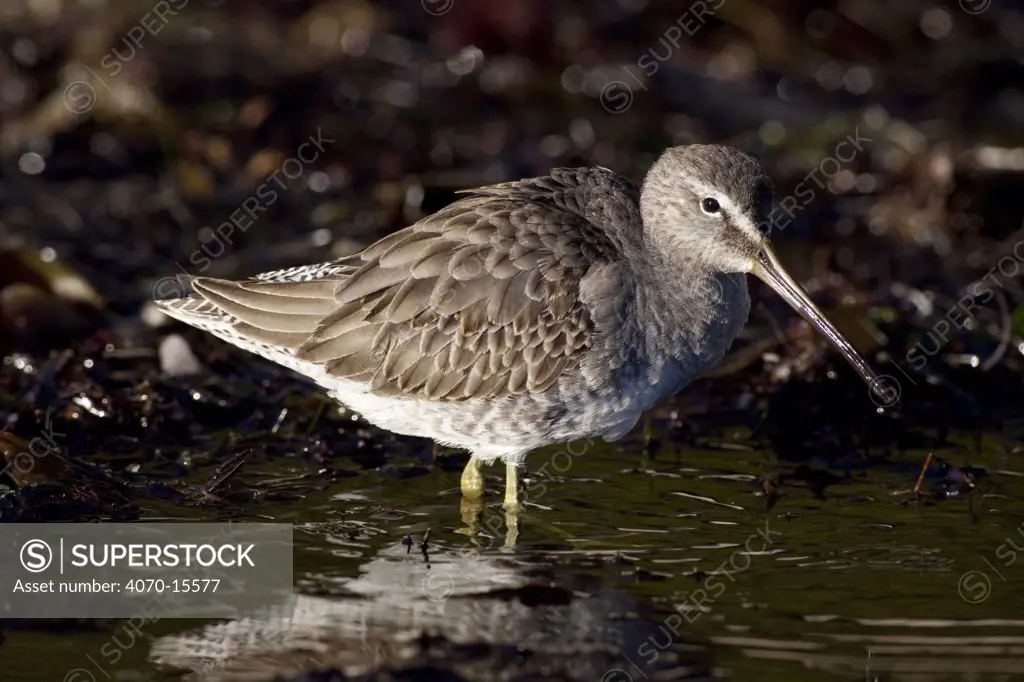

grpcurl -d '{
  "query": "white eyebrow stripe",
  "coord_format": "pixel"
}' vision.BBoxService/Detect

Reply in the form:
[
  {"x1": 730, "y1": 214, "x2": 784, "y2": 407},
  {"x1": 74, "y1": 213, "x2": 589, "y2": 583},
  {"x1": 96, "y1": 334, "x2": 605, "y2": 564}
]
[{"x1": 681, "y1": 177, "x2": 763, "y2": 242}]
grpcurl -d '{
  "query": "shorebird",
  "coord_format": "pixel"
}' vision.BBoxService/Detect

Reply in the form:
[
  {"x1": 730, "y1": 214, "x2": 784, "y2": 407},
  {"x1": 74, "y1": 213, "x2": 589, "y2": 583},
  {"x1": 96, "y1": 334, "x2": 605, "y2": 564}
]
[{"x1": 156, "y1": 145, "x2": 883, "y2": 512}]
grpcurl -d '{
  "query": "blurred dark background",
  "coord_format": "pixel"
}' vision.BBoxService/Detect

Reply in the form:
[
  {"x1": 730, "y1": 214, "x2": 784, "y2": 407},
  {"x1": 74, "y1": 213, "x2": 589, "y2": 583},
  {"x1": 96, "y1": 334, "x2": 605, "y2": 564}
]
[
  {"x1": 0, "y1": 0, "x2": 1022, "y2": 498},
  {"x1": 2, "y1": 0, "x2": 1022, "y2": 428},
  {"x1": 0, "y1": 2, "x2": 1020, "y2": 308},
  {"x1": 0, "y1": 0, "x2": 1021, "y2": 468}
]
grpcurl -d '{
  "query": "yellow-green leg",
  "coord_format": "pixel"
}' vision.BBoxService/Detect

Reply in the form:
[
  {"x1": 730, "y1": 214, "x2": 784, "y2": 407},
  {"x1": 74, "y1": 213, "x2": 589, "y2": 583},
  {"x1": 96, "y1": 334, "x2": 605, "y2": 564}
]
[
  {"x1": 503, "y1": 462, "x2": 521, "y2": 511},
  {"x1": 503, "y1": 462, "x2": 523, "y2": 546},
  {"x1": 459, "y1": 457, "x2": 486, "y2": 536},
  {"x1": 460, "y1": 457, "x2": 484, "y2": 500},
  {"x1": 503, "y1": 506, "x2": 520, "y2": 547}
]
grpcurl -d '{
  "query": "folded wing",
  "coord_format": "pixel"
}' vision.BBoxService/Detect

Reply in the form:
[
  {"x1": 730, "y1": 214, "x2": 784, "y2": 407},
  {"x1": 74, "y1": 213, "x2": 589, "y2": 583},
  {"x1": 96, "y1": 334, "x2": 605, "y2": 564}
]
[{"x1": 176, "y1": 168, "x2": 637, "y2": 401}]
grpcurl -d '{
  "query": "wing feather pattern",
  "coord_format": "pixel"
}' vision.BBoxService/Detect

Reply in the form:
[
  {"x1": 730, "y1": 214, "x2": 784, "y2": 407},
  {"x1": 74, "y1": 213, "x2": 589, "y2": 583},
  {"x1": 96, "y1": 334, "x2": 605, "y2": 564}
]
[{"x1": 178, "y1": 168, "x2": 639, "y2": 401}]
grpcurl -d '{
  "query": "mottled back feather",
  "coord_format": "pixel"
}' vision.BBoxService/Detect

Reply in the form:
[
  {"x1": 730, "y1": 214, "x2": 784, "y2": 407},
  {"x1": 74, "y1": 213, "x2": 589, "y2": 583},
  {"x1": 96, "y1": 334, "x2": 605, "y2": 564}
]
[{"x1": 169, "y1": 168, "x2": 641, "y2": 402}]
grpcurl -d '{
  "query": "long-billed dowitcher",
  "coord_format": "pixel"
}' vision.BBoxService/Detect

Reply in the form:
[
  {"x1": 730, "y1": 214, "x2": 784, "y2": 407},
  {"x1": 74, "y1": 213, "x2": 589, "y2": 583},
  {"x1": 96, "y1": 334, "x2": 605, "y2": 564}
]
[{"x1": 156, "y1": 145, "x2": 884, "y2": 511}]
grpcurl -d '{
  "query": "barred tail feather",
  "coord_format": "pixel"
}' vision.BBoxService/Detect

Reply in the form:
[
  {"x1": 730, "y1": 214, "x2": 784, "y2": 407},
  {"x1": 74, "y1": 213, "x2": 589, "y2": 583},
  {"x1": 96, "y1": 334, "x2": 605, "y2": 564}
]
[{"x1": 154, "y1": 281, "x2": 329, "y2": 383}]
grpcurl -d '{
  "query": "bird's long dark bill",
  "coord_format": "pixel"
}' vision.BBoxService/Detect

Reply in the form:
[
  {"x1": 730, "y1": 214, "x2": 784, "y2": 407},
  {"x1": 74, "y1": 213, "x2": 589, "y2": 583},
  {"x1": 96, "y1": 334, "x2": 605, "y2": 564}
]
[{"x1": 753, "y1": 246, "x2": 883, "y2": 397}]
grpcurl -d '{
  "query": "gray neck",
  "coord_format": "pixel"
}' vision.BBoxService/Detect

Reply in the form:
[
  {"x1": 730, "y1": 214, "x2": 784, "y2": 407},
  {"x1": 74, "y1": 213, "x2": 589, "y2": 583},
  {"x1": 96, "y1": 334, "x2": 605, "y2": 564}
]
[{"x1": 628, "y1": 240, "x2": 750, "y2": 384}]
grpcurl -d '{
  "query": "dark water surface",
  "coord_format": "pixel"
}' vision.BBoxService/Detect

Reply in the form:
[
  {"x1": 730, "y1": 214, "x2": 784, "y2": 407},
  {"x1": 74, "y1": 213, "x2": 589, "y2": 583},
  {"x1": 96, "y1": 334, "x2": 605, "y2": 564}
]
[{"x1": 4, "y1": 423, "x2": 1022, "y2": 682}]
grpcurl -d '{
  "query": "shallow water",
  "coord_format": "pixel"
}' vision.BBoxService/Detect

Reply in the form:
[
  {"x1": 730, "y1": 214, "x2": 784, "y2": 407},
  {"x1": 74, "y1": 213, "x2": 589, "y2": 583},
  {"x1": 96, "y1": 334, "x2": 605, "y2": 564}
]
[{"x1": 4, "y1": 419, "x2": 1022, "y2": 682}]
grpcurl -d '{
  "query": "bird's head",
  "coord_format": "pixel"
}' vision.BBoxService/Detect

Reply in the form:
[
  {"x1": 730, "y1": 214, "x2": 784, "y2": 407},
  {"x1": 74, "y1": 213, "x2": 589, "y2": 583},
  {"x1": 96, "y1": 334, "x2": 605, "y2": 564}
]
[{"x1": 640, "y1": 144, "x2": 888, "y2": 403}]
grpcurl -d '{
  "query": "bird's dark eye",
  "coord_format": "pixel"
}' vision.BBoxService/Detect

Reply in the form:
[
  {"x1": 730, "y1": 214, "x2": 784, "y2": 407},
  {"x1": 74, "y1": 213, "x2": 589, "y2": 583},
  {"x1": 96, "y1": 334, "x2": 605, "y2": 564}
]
[{"x1": 700, "y1": 197, "x2": 721, "y2": 215}]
